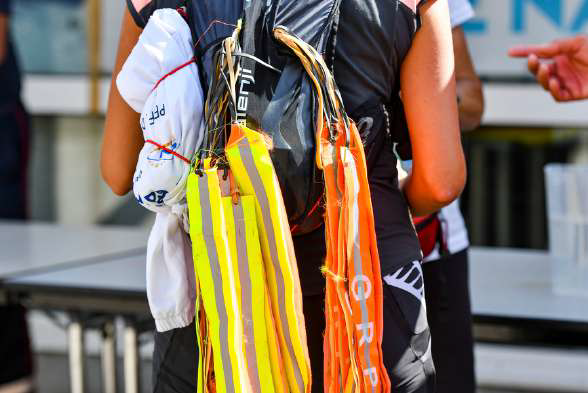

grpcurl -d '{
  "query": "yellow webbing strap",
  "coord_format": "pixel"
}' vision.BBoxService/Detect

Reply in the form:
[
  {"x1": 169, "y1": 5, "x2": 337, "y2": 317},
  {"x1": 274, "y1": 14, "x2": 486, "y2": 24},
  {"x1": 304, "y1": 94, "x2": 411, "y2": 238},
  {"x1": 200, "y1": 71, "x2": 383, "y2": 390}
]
[
  {"x1": 226, "y1": 124, "x2": 311, "y2": 393},
  {"x1": 223, "y1": 194, "x2": 276, "y2": 393},
  {"x1": 188, "y1": 160, "x2": 306, "y2": 393},
  {"x1": 187, "y1": 168, "x2": 250, "y2": 393}
]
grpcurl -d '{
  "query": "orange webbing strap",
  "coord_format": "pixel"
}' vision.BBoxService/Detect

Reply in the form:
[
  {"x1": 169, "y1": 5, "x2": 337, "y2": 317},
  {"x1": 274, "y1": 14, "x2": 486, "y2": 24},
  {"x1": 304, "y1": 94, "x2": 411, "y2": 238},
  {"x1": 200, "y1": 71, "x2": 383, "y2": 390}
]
[
  {"x1": 195, "y1": 286, "x2": 215, "y2": 393},
  {"x1": 342, "y1": 120, "x2": 389, "y2": 393},
  {"x1": 274, "y1": 27, "x2": 390, "y2": 393}
]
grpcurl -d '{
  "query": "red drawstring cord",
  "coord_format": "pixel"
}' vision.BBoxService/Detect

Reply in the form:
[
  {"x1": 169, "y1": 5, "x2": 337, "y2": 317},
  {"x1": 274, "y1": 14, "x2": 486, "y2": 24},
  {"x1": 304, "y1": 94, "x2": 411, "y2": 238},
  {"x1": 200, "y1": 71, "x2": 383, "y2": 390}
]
[
  {"x1": 145, "y1": 139, "x2": 191, "y2": 165},
  {"x1": 290, "y1": 197, "x2": 323, "y2": 234},
  {"x1": 151, "y1": 58, "x2": 197, "y2": 93},
  {"x1": 194, "y1": 19, "x2": 238, "y2": 50}
]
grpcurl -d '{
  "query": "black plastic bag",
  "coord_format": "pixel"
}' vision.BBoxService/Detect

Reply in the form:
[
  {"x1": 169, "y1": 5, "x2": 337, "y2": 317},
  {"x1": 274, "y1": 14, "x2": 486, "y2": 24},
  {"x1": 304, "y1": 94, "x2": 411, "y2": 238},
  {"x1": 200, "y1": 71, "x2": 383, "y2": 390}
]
[{"x1": 236, "y1": 0, "x2": 341, "y2": 235}]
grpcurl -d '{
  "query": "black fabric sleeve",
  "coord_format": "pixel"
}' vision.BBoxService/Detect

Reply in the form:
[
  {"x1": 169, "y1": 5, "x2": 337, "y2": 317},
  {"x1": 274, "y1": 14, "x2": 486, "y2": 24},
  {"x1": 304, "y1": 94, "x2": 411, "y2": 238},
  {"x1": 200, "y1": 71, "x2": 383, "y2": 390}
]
[
  {"x1": 126, "y1": 0, "x2": 147, "y2": 28},
  {"x1": 416, "y1": 0, "x2": 431, "y2": 29},
  {"x1": 126, "y1": 0, "x2": 187, "y2": 28},
  {"x1": 0, "y1": 0, "x2": 11, "y2": 15},
  {"x1": 389, "y1": 95, "x2": 412, "y2": 160}
]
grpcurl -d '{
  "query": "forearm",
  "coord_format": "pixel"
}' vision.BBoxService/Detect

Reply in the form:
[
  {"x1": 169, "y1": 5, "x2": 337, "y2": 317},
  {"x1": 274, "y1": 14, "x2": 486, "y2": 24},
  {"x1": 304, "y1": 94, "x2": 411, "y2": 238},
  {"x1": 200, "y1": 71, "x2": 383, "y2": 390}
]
[
  {"x1": 101, "y1": 80, "x2": 143, "y2": 195},
  {"x1": 402, "y1": 167, "x2": 460, "y2": 216},
  {"x1": 453, "y1": 27, "x2": 484, "y2": 132},
  {"x1": 397, "y1": 161, "x2": 448, "y2": 216},
  {"x1": 101, "y1": 7, "x2": 144, "y2": 195},
  {"x1": 400, "y1": 1, "x2": 466, "y2": 215},
  {"x1": 457, "y1": 78, "x2": 484, "y2": 131}
]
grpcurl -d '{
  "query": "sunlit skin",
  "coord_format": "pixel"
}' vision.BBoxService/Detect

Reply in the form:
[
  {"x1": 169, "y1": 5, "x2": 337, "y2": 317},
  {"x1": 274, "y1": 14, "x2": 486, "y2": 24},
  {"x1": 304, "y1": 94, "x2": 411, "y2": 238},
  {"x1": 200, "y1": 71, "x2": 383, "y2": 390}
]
[
  {"x1": 101, "y1": 8, "x2": 143, "y2": 196},
  {"x1": 400, "y1": 0, "x2": 466, "y2": 216},
  {"x1": 509, "y1": 35, "x2": 588, "y2": 102}
]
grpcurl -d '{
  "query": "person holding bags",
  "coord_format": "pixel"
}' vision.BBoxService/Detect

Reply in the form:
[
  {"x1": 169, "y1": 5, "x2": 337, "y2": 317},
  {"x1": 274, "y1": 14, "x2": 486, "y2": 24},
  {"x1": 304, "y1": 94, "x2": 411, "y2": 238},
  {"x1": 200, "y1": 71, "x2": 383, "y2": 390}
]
[{"x1": 102, "y1": 1, "x2": 465, "y2": 392}]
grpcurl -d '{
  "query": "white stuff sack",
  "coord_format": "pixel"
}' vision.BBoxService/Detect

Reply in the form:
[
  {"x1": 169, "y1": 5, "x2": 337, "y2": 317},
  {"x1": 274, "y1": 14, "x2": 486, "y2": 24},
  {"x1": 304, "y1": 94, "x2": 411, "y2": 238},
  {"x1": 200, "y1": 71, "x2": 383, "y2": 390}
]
[
  {"x1": 117, "y1": 8, "x2": 205, "y2": 214},
  {"x1": 116, "y1": 8, "x2": 204, "y2": 332}
]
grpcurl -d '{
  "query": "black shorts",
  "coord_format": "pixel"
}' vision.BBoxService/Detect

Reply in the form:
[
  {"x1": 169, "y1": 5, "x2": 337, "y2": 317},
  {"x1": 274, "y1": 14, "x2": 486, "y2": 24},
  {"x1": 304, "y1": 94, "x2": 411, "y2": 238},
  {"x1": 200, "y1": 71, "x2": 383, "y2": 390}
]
[
  {"x1": 152, "y1": 260, "x2": 435, "y2": 393},
  {"x1": 0, "y1": 306, "x2": 33, "y2": 384},
  {"x1": 423, "y1": 249, "x2": 475, "y2": 393},
  {"x1": 305, "y1": 260, "x2": 435, "y2": 393},
  {"x1": 0, "y1": 102, "x2": 29, "y2": 219}
]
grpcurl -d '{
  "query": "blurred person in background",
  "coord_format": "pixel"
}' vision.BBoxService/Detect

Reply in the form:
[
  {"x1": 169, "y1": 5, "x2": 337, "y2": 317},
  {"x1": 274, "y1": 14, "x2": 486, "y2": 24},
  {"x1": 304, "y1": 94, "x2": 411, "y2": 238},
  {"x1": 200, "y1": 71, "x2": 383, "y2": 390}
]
[
  {"x1": 0, "y1": 0, "x2": 33, "y2": 392},
  {"x1": 0, "y1": 0, "x2": 29, "y2": 218},
  {"x1": 509, "y1": 35, "x2": 588, "y2": 102},
  {"x1": 420, "y1": 1, "x2": 483, "y2": 393}
]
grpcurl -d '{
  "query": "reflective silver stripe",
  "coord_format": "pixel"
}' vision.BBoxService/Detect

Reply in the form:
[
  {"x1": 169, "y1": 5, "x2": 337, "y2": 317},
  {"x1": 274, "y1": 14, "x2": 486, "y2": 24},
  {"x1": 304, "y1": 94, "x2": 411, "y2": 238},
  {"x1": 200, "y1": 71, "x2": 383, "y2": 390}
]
[
  {"x1": 198, "y1": 175, "x2": 236, "y2": 393},
  {"x1": 238, "y1": 138, "x2": 305, "y2": 393},
  {"x1": 333, "y1": 145, "x2": 342, "y2": 200},
  {"x1": 233, "y1": 201, "x2": 262, "y2": 393},
  {"x1": 348, "y1": 160, "x2": 375, "y2": 393}
]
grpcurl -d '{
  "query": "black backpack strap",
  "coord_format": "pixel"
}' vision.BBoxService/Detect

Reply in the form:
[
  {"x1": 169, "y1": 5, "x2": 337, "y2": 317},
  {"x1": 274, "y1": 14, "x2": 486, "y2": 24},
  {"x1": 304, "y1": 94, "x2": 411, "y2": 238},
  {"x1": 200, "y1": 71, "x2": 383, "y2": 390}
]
[
  {"x1": 325, "y1": 0, "x2": 395, "y2": 175},
  {"x1": 348, "y1": 99, "x2": 391, "y2": 174},
  {"x1": 325, "y1": 0, "x2": 342, "y2": 73}
]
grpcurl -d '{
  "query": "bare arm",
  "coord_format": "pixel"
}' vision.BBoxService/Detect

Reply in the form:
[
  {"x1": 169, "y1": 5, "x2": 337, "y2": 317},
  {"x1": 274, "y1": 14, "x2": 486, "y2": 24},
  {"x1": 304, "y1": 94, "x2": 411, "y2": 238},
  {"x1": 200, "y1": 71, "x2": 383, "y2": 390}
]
[
  {"x1": 453, "y1": 26, "x2": 484, "y2": 131},
  {"x1": 0, "y1": 13, "x2": 8, "y2": 64},
  {"x1": 400, "y1": 0, "x2": 466, "y2": 215},
  {"x1": 101, "y1": 7, "x2": 144, "y2": 195}
]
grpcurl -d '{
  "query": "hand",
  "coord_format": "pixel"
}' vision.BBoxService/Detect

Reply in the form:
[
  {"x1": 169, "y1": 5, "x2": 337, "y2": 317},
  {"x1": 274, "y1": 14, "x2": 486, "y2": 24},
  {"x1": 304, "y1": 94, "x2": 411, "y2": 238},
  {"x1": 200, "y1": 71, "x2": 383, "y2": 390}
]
[{"x1": 509, "y1": 35, "x2": 588, "y2": 102}]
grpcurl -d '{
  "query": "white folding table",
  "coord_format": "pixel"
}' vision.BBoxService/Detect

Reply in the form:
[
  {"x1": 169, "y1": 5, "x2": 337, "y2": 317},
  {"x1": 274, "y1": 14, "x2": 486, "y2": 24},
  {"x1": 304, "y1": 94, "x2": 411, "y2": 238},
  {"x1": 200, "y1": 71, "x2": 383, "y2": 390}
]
[
  {"x1": 469, "y1": 247, "x2": 588, "y2": 330},
  {"x1": 0, "y1": 221, "x2": 148, "y2": 279},
  {"x1": 468, "y1": 247, "x2": 588, "y2": 391},
  {"x1": 5, "y1": 242, "x2": 588, "y2": 393},
  {"x1": 4, "y1": 254, "x2": 149, "y2": 393},
  {"x1": 0, "y1": 222, "x2": 149, "y2": 393}
]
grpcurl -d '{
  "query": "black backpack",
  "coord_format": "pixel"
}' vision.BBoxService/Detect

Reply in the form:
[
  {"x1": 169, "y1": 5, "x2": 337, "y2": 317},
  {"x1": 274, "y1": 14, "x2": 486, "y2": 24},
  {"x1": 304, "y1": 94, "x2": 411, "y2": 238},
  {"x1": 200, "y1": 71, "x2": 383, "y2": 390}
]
[
  {"x1": 236, "y1": 0, "x2": 344, "y2": 235},
  {"x1": 194, "y1": 0, "x2": 343, "y2": 235},
  {"x1": 144, "y1": 0, "x2": 401, "y2": 234}
]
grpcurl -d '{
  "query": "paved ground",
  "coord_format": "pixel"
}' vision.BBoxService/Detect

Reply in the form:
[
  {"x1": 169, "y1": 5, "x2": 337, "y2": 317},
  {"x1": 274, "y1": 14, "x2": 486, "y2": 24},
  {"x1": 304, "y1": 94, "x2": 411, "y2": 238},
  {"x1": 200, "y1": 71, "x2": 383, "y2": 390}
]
[
  {"x1": 36, "y1": 353, "x2": 153, "y2": 393},
  {"x1": 33, "y1": 352, "x2": 552, "y2": 393}
]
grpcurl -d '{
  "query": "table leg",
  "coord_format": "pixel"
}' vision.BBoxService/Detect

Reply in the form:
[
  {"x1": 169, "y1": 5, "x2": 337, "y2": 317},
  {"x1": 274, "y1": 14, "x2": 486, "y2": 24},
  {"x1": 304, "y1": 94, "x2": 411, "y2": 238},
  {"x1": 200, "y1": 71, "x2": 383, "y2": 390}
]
[
  {"x1": 101, "y1": 320, "x2": 117, "y2": 393},
  {"x1": 68, "y1": 320, "x2": 86, "y2": 393},
  {"x1": 124, "y1": 320, "x2": 140, "y2": 393},
  {"x1": 496, "y1": 144, "x2": 511, "y2": 247},
  {"x1": 529, "y1": 148, "x2": 546, "y2": 248}
]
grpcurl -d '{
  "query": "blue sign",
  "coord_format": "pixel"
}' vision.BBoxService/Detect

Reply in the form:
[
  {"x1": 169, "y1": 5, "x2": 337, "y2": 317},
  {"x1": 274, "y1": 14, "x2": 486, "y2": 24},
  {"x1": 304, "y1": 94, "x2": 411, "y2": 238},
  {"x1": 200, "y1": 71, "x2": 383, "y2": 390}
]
[{"x1": 464, "y1": 0, "x2": 588, "y2": 34}]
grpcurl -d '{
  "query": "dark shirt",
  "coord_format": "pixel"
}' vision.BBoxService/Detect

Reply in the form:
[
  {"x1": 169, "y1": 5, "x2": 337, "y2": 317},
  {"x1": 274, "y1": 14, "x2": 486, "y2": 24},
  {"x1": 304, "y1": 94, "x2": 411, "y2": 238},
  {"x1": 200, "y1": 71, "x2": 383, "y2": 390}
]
[
  {"x1": 0, "y1": 0, "x2": 21, "y2": 111},
  {"x1": 335, "y1": 0, "x2": 421, "y2": 112},
  {"x1": 335, "y1": 0, "x2": 424, "y2": 276},
  {"x1": 299, "y1": 0, "x2": 424, "y2": 294}
]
